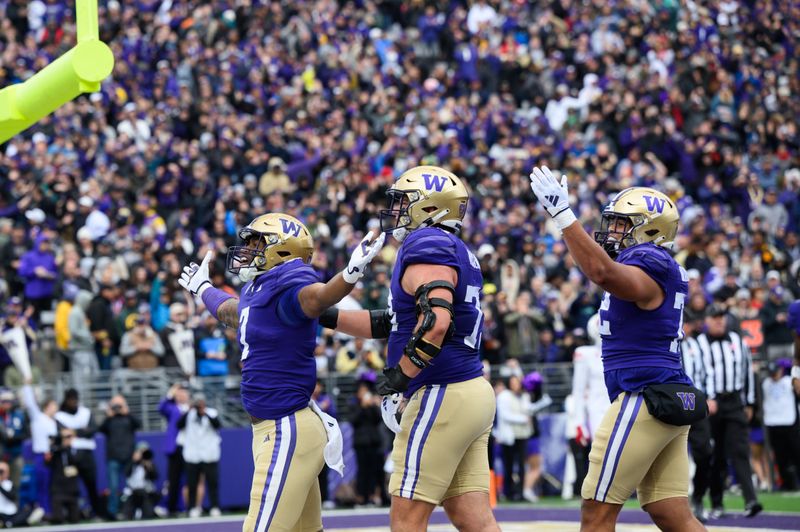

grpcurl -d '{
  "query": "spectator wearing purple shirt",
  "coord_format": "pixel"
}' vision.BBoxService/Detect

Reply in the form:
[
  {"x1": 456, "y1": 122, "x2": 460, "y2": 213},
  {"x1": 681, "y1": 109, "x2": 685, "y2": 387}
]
[{"x1": 157, "y1": 383, "x2": 190, "y2": 516}]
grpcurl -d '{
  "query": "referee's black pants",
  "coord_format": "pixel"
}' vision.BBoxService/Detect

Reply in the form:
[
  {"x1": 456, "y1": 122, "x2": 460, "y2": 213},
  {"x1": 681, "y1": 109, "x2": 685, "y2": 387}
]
[
  {"x1": 709, "y1": 394, "x2": 757, "y2": 507},
  {"x1": 688, "y1": 416, "x2": 713, "y2": 504}
]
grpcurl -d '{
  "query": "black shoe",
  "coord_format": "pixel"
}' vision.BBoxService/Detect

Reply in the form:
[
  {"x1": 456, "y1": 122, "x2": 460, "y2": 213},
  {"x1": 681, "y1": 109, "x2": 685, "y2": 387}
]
[
  {"x1": 744, "y1": 501, "x2": 763, "y2": 518},
  {"x1": 708, "y1": 506, "x2": 725, "y2": 519}
]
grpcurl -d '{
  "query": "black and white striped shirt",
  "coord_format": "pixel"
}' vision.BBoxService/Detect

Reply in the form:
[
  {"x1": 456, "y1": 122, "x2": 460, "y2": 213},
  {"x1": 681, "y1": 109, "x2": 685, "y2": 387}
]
[
  {"x1": 680, "y1": 336, "x2": 707, "y2": 393},
  {"x1": 695, "y1": 331, "x2": 756, "y2": 405}
]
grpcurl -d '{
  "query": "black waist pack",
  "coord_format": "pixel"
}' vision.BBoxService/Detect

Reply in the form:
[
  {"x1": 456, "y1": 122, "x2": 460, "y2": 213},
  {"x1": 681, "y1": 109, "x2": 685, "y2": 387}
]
[{"x1": 642, "y1": 383, "x2": 708, "y2": 426}]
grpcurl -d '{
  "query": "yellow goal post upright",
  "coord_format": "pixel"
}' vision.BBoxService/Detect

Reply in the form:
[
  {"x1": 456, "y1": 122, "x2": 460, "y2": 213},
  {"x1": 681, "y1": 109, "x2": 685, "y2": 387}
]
[{"x1": 0, "y1": 0, "x2": 114, "y2": 143}]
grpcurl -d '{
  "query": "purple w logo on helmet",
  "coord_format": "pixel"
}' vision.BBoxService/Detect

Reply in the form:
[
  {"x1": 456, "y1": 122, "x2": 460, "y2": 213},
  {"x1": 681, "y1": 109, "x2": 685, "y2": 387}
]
[
  {"x1": 643, "y1": 195, "x2": 666, "y2": 213},
  {"x1": 422, "y1": 174, "x2": 447, "y2": 192},
  {"x1": 280, "y1": 219, "x2": 302, "y2": 237}
]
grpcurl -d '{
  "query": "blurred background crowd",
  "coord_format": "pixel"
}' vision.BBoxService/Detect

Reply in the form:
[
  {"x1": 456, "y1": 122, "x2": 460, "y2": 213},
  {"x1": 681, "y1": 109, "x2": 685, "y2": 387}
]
[{"x1": 0, "y1": 0, "x2": 798, "y2": 524}]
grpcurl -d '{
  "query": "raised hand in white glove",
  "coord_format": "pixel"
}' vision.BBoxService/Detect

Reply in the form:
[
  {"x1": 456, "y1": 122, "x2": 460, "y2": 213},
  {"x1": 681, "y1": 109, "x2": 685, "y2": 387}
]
[
  {"x1": 343, "y1": 231, "x2": 385, "y2": 284},
  {"x1": 178, "y1": 250, "x2": 213, "y2": 297},
  {"x1": 529, "y1": 166, "x2": 577, "y2": 231}
]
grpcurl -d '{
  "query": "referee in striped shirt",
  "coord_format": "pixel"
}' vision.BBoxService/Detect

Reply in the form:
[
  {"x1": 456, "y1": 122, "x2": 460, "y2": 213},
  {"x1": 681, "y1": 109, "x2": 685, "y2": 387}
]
[
  {"x1": 680, "y1": 309, "x2": 713, "y2": 522},
  {"x1": 696, "y1": 303, "x2": 762, "y2": 518}
]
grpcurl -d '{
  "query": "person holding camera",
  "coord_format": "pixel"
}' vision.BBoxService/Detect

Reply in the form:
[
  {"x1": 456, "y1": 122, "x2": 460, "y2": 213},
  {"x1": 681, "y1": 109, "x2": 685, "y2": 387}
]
[
  {"x1": 121, "y1": 442, "x2": 159, "y2": 520},
  {"x1": 47, "y1": 428, "x2": 81, "y2": 525},
  {"x1": 158, "y1": 383, "x2": 190, "y2": 516},
  {"x1": 0, "y1": 459, "x2": 44, "y2": 527},
  {"x1": 54, "y1": 388, "x2": 106, "y2": 519},
  {"x1": 177, "y1": 396, "x2": 221, "y2": 518},
  {"x1": 99, "y1": 395, "x2": 141, "y2": 519}
]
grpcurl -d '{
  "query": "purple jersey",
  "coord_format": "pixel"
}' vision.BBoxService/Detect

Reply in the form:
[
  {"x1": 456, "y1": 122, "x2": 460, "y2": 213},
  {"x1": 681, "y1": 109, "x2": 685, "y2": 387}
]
[
  {"x1": 387, "y1": 227, "x2": 485, "y2": 396},
  {"x1": 238, "y1": 260, "x2": 319, "y2": 419},
  {"x1": 599, "y1": 243, "x2": 692, "y2": 401}
]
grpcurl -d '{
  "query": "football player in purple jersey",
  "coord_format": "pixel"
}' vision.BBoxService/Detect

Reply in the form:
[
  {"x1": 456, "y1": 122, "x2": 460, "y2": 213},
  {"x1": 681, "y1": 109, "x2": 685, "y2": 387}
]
[
  {"x1": 530, "y1": 166, "x2": 706, "y2": 532},
  {"x1": 178, "y1": 213, "x2": 383, "y2": 532},
  {"x1": 319, "y1": 166, "x2": 499, "y2": 532}
]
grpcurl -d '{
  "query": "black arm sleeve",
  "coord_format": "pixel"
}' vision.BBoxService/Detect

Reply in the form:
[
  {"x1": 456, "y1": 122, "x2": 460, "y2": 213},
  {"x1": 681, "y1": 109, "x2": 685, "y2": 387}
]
[
  {"x1": 370, "y1": 309, "x2": 393, "y2": 339},
  {"x1": 176, "y1": 412, "x2": 188, "y2": 430}
]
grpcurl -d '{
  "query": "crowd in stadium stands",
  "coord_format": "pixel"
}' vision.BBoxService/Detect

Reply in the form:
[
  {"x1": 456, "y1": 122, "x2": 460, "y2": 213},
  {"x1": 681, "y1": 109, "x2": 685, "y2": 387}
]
[{"x1": 0, "y1": 0, "x2": 799, "y2": 523}]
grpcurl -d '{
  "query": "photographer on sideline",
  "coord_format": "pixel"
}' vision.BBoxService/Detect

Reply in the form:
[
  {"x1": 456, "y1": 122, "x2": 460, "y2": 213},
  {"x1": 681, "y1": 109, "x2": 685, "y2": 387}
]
[
  {"x1": 0, "y1": 460, "x2": 44, "y2": 527},
  {"x1": 177, "y1": 395, "x2": 221, "y2": 518},
  {"x1": 55, "y1": 388, "x2": 106, "y2": 519},
  {"x1": 99, "y1": 395, "x2": 141, "y2": 519},
  {"x1": 122, "y1": 442, "x2": 159, "y2": 520},
  {"x1": 47, "y1": 429, "x2": 81, "y2": 525}
]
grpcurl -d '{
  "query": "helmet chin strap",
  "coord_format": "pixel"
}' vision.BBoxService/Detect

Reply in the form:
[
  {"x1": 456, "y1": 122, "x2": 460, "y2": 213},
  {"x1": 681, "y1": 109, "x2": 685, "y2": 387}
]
[
  {"x1": 424, "y1": 209, "x2": 451, "y2": 229},
  {"x1": 393, "y1": 209, "x2": 452, "y2": 242}
]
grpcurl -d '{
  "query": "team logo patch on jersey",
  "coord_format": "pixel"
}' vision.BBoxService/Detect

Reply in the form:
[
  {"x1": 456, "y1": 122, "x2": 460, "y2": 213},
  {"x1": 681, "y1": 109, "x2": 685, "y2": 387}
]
[
  {"x1": 643, "y1": 195, "x2": 666, "y2": 213},
  {"x1": 422, "y1": 173, "x2": 447, "y2": 192},
  {"x1": 676, "y1": 391, "x2": 696, "y2": 411},
  {"x1": 280, "y1": 218, "x2": 303, "y2": 237}
]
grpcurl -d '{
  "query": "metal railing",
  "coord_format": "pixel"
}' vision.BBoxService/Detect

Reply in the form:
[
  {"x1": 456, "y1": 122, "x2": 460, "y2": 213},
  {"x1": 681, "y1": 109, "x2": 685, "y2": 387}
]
[{"x1": 23, "y1": 362, "x2": 575, "y2": 429}]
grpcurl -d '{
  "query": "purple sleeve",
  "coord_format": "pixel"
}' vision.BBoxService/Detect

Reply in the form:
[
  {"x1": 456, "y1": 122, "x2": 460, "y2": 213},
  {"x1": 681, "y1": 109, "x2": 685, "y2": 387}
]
[
  {"x1": 789, "y1": 301, "x2": 800, "y2": 334},
  {"x1": 618, "y1": 247, "x2": 671, "y2": 293},
  {"x1": 276, "y1": 284, "x2": 312, "y2": 324},
  {"x1": 201, "y1": 287, "x2": 235, "y2": 320},
  {"x1": 400, "y1": 229, "x2": 461, "y2": 273},
  {"x1": 17, "y1": 253, "x2": 34, "y2": 279},
  {"x1": 159, "y1": 398, "x2": 176, "y2": 417}
]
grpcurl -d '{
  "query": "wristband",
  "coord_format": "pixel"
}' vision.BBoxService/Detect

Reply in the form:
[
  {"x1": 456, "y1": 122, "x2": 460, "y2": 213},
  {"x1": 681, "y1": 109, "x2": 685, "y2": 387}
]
[
  {"x1": 319, "y1": 307, "x2": 339, "y2": 329},
  {"x1": 196, "y1": 280, "x2": 211, "y2": 297},
  {"x1": 553, "y1": 208, "x2": 578, "y2": 231},
  {"x1": 792, "y1": 366, "x2": 800, "y2": 380},
  {"x1": 201, "y1": 286, "x2": 234, "y2": 320}
]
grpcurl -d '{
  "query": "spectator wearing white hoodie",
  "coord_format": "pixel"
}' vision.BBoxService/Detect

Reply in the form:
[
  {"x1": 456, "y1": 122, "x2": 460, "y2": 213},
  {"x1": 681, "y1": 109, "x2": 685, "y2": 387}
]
[
  {"x1": 178, "y1": 396, "x2": 221, "y2": 518},
  {"x1": 495, "y1": 374, "x2": 533, "y2": 502}
]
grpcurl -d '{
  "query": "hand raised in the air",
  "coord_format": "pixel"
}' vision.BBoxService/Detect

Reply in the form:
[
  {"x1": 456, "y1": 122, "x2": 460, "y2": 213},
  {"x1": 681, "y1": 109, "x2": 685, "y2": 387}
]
[
  {"x1": 529, "y1": 166, "x2": 577, "y2": 231},
  {"x1": 178, "y1": 251, "x2": 213, "y2": 297},
  {"x1": 343, "y1": 231, "x2": 386, "y2": 284}
]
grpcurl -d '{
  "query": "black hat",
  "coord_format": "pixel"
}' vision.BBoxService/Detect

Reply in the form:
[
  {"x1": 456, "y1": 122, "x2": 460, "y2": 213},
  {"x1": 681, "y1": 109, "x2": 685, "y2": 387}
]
[{"x1": 706, "y1": 303, "x2": 727, "y2": 317}]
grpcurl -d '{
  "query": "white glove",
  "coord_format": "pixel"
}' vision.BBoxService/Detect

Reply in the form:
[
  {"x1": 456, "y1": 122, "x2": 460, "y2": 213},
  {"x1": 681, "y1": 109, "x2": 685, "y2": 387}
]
[
  {"x1": 791, "y1": 365, "x2": 800, "y2": 381},
  {"x1": 381, "y1": 393, "x2": 403, "y2": 434},
  {"x1": 343, "y1": 231, "x2": 385, "y2": 284},
  {"x1": 178, "y1": 251, "x2": 213, "y2": 297},
  {"x1": 529, "y1": 166, "x2": 577, "y2": 231}
]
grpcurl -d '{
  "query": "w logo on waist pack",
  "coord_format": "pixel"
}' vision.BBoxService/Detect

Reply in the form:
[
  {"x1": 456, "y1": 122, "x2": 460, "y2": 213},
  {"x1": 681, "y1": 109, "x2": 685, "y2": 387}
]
[
  {"x1": 422, "y1": 173, "x2": 447, "y2": 192},
  {"x1": 643, "y1": 195, "x2": 666, "y2": 213},
  {"x1": 280, "y1": 218, "x2": 302, "y2": 237},
  {"x1": 676, "y1": 392, "x2": 696, "y2": 411}
]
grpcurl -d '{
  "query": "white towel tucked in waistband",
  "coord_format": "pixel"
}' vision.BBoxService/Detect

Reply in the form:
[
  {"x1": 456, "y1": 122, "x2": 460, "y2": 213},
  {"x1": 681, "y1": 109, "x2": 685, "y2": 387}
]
[{"x1": 309, "y1": 400, "x2": 345, "y2": 476}]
